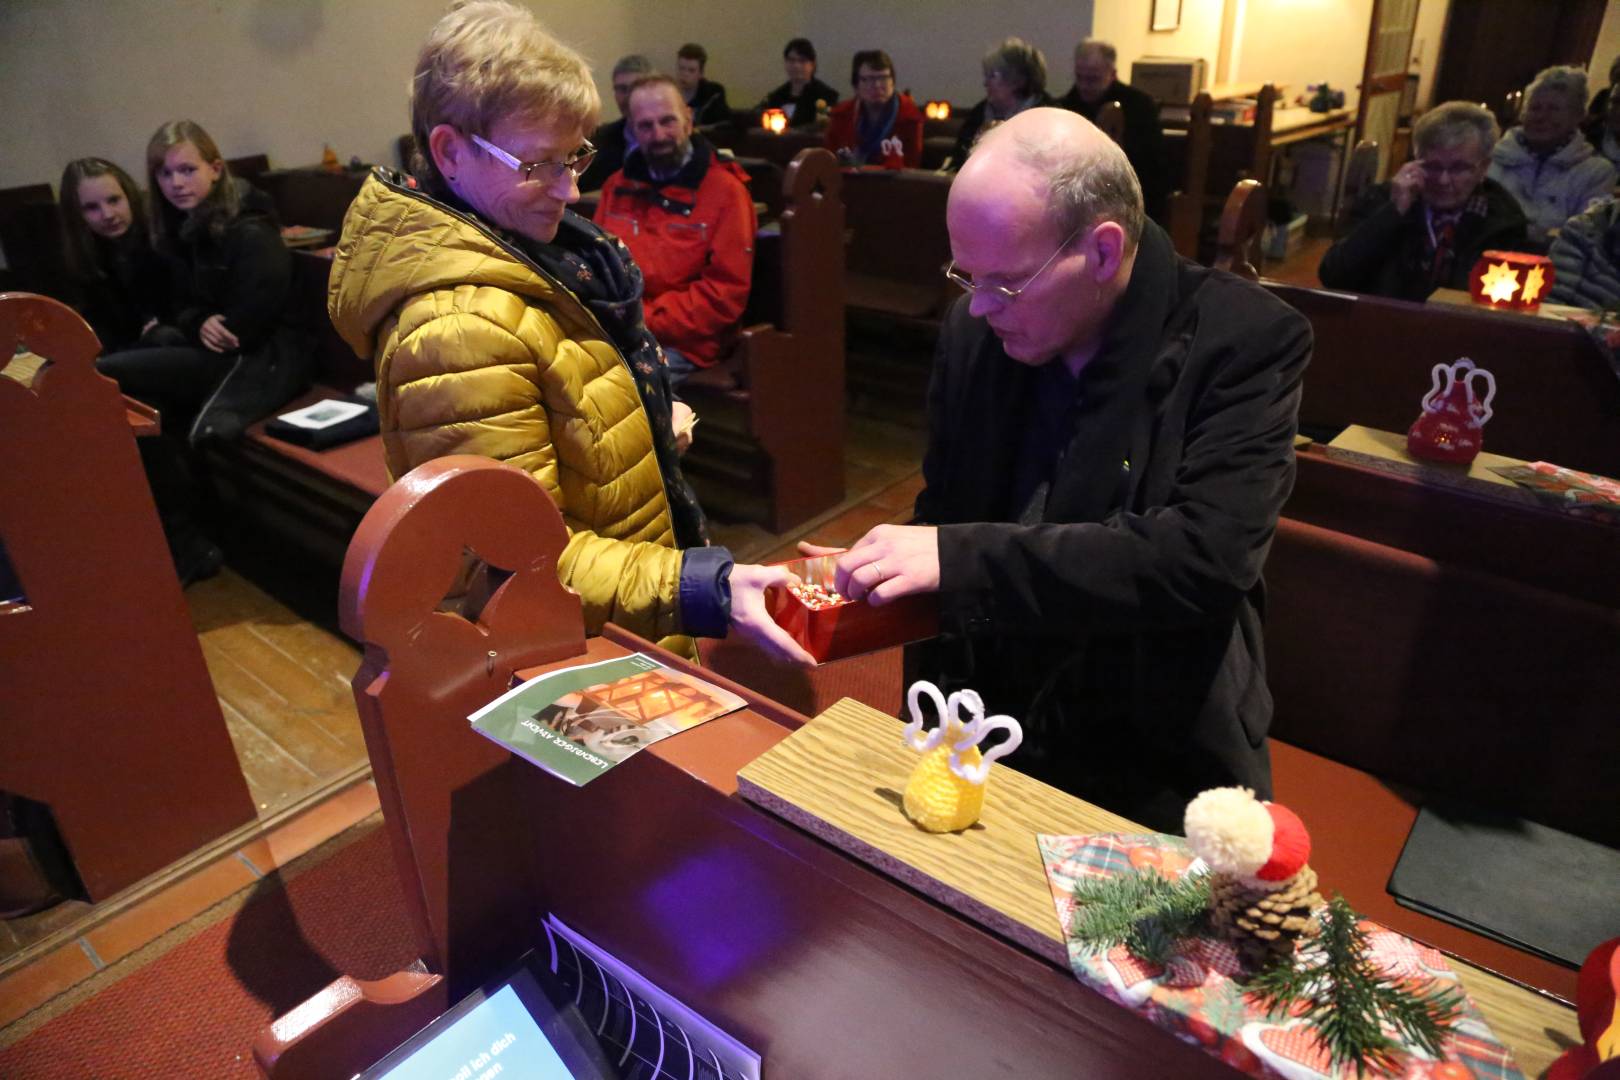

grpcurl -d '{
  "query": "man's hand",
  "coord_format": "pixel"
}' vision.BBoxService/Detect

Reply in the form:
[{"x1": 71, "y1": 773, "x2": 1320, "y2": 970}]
[
  {"x1": 199, "y1": 314, "x2": 240, "y2": 354},
  {"x1": 1390, "y1": 159, "x2": 1425, "y2": 215},
  {"x1": 727, "y1": 562, "x2": 816, "y2": 666},
  {"x1": 832, "y1": 524, "x2": 940, "y2": 605}
]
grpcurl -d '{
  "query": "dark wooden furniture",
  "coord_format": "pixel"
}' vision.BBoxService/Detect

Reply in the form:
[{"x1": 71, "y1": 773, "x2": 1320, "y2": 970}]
[
  {"x1": 1214, "y1": 178, "x2": 1266, "y2": 280},
  {"x1": 1434, "y1": 0, "x2": 1606, "y2": 128},
  {"x1": 1094, "y1": 99, "x2": 1125, "y2": 144},
  {"x1": 253, "y1": 454, "x2": 1248, "y2": 1080},
  {"x1": 1334, "y1": 139, "x2": 1381, "y2": 236},
  {"x1": 1166, "y1": 85, "x2": 1276, "y2": 235},
  {"x1": 679, "y1": 148, "x2": 846, "y2": 530},
  {"x1": 226, "y1": 153, "x2": 272, "y2": 186},
  {"x1": 0, "y1": 293, "x2": 256, "y2": 900},
  {"x1": 842, "y1": 167, "x2": 957, "y2": 332},
  {"x1": 256, "y1": 166, "x2": 369, "y2": 232},
  {"x1": 1265, "y1": 446, "x2": 1620, "y2": 1001},
  {"x1": 1265, "y1": 281, "x2": 1620, "y2": 478},
  {"x1": 0, "y1": 183, "x2": 69, "y2": 298},
  {"x1": 1162, "y1": 92, "x2": 1213, "y2": 259},
  {"x1": 255, "y1": 452, "x2": 1578, "y2": 1077}
]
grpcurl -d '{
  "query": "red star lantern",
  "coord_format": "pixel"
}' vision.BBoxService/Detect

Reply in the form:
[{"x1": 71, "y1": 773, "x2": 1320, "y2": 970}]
[
  {"x1": 925, "y1": 100, "x2": 953, "y2": 120},
  {"x1": 761, "y1": 108, "x2": 788, "y2": 134},
  {"x1": 1468, "y1": 250, "x2": 1556, "y2": 312}
]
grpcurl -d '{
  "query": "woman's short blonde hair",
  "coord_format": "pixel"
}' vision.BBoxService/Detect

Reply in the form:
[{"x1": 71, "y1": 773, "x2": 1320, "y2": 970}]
[{"x1": 410, "y1": 1, "x2": 600, "y2": 189}]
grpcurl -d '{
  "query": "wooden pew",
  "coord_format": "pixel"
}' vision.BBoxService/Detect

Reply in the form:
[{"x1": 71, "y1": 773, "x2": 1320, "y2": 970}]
[
  {"x1": 1266, "y1": 446, "x2": 1620, "y2": 1000},
  {"x1": 0, "y1": 183, "x2": 69, "y2": 298},
  {"x1": 678, "y1": 148, "x2": 846, "y2": 531},
  {"x1": 0, "y1": 293, "x2": 256, "y2": 900},
  {"x1": 254, "y1": 455, "x2": 1252, "y2": 1079},
  {"x1": 254, "y1": 453, "x2": 1579, "y2": 1079},
  {"x1": 1214, "y1": 178, "x2": 1267, "y2": 280},
  {"x1": 1162, "y1": 92, "x2": 1213, "y2": 258},
  {"x1": 255, "y1": 165, "x2": 369, "y2": 233},
  {"x1": 1265, "y1": 281, "x2": 1620, "y2": 478},
  {"x1": 842, "y1": 167, "x2": 957, "y2": 333},
  {"x1": 1335, "y1": 139, "x2": 1381, "y2": 236}
]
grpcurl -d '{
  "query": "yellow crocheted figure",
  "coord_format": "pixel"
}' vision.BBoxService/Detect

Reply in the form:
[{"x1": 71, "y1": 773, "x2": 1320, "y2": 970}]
[{"x1": 900, "y1": 682, "x2": 1022, "y2": 833}]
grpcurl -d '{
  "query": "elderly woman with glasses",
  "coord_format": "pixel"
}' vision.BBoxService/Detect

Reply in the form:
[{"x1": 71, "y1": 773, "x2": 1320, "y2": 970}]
[
  {"x1": 949, "y1": 38, "x2": 1055, "y2": 169},
  {"x1": 1488, "y1": 65, "x2": 1618, "y2": 250},
  {"x1": 328, "y1": 0, "x2": 810, "y2": 664},
  {"x1": 824, "y1": 49, "x2": 923, "y2": 168}
]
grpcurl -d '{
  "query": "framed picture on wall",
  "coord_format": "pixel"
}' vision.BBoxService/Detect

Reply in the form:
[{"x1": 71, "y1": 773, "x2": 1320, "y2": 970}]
[{"x1": 1151, "y1": 0, "x2": 1181, "y2": 32}]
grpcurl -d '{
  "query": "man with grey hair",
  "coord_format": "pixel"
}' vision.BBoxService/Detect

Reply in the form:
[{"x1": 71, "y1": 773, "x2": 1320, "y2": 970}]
[
  {"x1": 579, "y1": 54, "x2": 654, "y2": 191},
  {"x1": 816, "y1": 108, "x2": 1311, "y2": 830},
  {"x1": 1059, "y1": 39, "x2": 1168, "y2": 220},
  {"x1": 1320, "y1": 101, "x2": 1527, "y2": 300},
  {"x1": 1488, "y1": 65, "x2": 1616, "y2": 249}
]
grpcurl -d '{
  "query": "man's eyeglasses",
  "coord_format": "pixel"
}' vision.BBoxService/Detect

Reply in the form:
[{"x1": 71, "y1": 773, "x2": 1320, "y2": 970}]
[
  {"x1": 856, "y1": 72, "x2": 895, "y2": 86},
  {"x1": 470, "y1": 132, "x2": 597, "y2": 185},
  {"x1": 943, "y1": 224, "x2": 1086, "y2": 302},
  {"x1": 1419, "y1": 160, "x2": 1484, "y2": 180}
]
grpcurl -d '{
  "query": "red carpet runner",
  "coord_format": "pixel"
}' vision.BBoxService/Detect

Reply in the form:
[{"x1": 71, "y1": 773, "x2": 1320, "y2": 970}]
[{"x1": 0, "y1": 823, "x2": 417, "y2": 1078}]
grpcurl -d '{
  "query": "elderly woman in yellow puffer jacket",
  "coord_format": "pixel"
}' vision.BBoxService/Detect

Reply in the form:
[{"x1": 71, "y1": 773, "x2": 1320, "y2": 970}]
[{"x1": 328, "y1": 0, "x2": 809, "y2": 664}]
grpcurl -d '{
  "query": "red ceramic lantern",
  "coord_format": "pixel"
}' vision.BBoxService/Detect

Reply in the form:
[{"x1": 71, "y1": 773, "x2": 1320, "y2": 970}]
[
  {"x1": 1467, "y1": 250, "x2": 1555, "y2": 312},
  {"x1": 1407, "y1": 357, "x2": 1496, "y2": 464}
]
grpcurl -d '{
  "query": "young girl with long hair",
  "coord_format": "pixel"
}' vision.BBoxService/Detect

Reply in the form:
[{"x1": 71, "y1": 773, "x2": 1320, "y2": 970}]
[
  {"x1": 96, "y1": 120, "x2": 308, "y2": 584},
  {"x1": 58, "y1": 158, "x2": 165, "y2": 351}
]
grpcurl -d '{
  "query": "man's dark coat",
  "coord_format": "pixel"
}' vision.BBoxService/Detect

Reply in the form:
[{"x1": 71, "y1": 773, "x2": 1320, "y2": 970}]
[{"x1": 912, "y1": 222, "x2": 1312, "y2": 831}]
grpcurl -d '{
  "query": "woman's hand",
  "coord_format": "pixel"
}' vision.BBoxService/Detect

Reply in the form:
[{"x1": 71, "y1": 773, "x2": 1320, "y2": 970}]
[
  {"x1": 833, "y1": 524, "x2": 940, "y2": 604},
  {"x1": 199, "y1": 314, "x2": 240, "y2": 354},
  {"x1": 671, "y1": 401, "x2": 698, "y2": 454},
  {"x1": 727, "y1": 562, "x2": 816, "y2": 666}
]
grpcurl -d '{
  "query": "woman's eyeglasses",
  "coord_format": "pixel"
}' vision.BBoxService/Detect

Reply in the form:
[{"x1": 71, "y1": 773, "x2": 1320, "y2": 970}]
[{"x1": 470, "y1": 132, "x2": 597, "y2": 185}]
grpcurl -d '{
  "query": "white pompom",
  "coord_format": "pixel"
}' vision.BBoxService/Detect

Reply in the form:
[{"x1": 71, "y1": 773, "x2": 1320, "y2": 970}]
[{"x1": 1183, "y1": 787, "x2": 1274, "y2": 878}]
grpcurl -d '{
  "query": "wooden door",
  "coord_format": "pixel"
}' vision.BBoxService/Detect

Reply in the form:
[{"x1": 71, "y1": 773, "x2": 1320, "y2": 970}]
[
  {"x1": 1433, "y1": 0, "x2": 1607, "y2": 128},
  {"x1": 1357, "y1": 0, "x2": 1423, "y2": 181}
]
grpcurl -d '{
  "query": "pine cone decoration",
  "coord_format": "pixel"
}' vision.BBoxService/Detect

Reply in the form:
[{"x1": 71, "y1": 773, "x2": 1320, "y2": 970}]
[{"x1": 1209, "y1": 866, "x2": 1323, "y2": 966}]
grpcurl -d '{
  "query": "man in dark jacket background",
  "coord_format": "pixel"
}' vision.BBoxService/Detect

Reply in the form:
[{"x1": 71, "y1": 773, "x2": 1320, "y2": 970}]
[
  {"x1": 579, "y1": 54, "x2": 653, "y2": 193},
  {"x1": 819, "y1": 108, "x2": 1311, "y2": 832},
  {"x1": 1060, "y1": 40, "x2": 1169, "y2": 222},
  {"x1": 1320, "y1": 101, "x2": 1527, "y2": 301}
]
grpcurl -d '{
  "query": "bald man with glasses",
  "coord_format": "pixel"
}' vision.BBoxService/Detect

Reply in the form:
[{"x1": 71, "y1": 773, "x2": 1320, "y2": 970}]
[{"x1": 814, "y1": 109, "x2": 1312, "y2": 830}]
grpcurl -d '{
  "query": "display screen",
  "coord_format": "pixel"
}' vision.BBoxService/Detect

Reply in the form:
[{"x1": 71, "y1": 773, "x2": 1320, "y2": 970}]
[{"x1": 362, "y1": 964, "x2": 613, "y2": 1080}]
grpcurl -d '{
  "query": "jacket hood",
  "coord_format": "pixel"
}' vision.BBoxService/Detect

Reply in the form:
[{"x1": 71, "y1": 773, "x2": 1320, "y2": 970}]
[
  {"x1": 327, "y1": 168, "x2": 581, "y2": 360},
  {"x1": 1494, "y1": 128, "x2": 1598, "y2": 171}
]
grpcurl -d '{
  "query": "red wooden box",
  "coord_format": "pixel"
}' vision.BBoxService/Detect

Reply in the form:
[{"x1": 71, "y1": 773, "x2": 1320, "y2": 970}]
[{"x1": 767, "y1": 555, "x2": 940, "y2": 663}]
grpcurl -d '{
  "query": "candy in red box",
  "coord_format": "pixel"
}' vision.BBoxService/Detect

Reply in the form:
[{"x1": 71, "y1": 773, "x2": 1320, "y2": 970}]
[{"x1": 767, "y1": 555, "x2": 939, "y2": 663}]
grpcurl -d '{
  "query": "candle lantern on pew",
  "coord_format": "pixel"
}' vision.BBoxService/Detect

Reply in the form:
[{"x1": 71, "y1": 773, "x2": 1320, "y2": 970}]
[
  {"x1": 1467, "y1": 250, "x2": 1555, "y2": 313},
  {"x1": 924, "y1": 100, "x2": 952, "y2": 121},
  {"x1": 761, "y1": 108, "x2": 788, "y2": 135}
]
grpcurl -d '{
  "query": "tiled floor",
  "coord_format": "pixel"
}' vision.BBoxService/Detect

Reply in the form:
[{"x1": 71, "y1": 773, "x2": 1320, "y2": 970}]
[{"x1": 0, "y1": 781, "x2": 381, "y2": 1032}]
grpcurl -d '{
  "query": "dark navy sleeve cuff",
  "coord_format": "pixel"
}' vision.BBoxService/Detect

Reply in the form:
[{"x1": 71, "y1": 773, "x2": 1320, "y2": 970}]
[{"x1": 678, "y1": 545, "x2": 734, "y2": 638}]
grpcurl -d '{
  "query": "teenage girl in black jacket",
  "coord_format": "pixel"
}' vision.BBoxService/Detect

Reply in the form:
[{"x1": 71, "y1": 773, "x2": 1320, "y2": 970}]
[
  {"x1": 58, "y1": 158, "x2": 166, "y2": 351},
  {"x1": 97, "y1": 120, "x2": 309, "y2": 583}
]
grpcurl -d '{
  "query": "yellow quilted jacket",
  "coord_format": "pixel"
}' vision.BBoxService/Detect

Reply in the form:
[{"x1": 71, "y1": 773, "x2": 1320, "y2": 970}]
[{"x1": 327, "y1": 173, "x2": 693, "y2": 656}]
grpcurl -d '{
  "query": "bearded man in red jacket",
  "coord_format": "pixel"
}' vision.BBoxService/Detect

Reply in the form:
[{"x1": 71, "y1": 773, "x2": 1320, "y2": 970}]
[{"x1": 595, "y1": 74, "x2": 756, "y2": 386}]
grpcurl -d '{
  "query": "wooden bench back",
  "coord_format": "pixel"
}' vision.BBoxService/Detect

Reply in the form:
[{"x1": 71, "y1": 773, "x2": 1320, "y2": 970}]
[
  {"x1": 1162, "y1": 92, "x2": 1213, "y2": 258},
  {"x1": 339, "y1": 455, "x2": 588, "y2": 981},
  {"x1": 1268, "y1": 503, "x2": 1620, "y2": 846},
  {"x1": 1203, "y1": 84, "x2": 1277, "y2": 200},
  {"x1": 0, "y1": 292, "x2": 255, "y2": 898},
  {"x1": 1266, "y1": 282, "x2": 1620, "y2": 477},
  {"x1": 1214, "y1": 178, "x2": 1266, "y2": 280},
  {"x1": 842, "y1": 168, "x2": 956, "y2": 324},
  {"x1": 1094, "y1": 99, "x2": 1125, "y2": 144}
]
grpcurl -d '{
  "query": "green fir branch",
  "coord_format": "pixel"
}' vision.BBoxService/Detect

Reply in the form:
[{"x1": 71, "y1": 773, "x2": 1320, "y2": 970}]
[
  {"x1": 1246, "y1": 895, "x2": 1464, "y2": 1077},
  {"x1": 1069, "y1": 867, "x2": 1212, "y2": 967}
]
